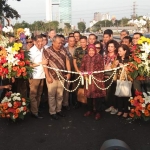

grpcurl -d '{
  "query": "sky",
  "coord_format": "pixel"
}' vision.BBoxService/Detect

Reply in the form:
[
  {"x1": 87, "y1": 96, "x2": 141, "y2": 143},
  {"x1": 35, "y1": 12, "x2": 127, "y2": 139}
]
[{"x1": 7, "y1": 0, "x2": 150, "y2": 27}]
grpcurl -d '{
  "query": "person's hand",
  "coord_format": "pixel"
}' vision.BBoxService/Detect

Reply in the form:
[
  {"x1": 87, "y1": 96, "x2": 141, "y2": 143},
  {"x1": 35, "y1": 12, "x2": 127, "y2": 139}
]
[
  {"x1": 47, "y1": 77, "x2": 53, "y2": 84},
  {"x1": 4, "y1": 85, "x2": 12, "y2": 90},
  {"x1": 119, "y1": 63, "x2": 124, "y2": 67},
  {"x1": 41, "y1": 59, "x2": 48, "y2": 65},
  {"x1": 64, "y1": 74, "x2": 71, "y2": 80},
  {"x1": 114, "y1": 60, "x2": 119, "y2": 67},
  {"x1": 11, "y1": 77, "x2": 15, "y2": 83},
  {"x1": 105, "y1": 64, "x2": 111, "y2": 70}
]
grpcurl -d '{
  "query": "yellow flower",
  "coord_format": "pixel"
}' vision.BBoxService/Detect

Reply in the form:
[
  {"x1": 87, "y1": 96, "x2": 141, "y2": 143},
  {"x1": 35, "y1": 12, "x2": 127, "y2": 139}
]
[
  {"x1": 18, "y1": 43, "x2": 22, "y2": 48},
  {"x1": 147, "y1": 39, "x2": 150, "y2": 44},
  {"x1": 138, "y1": 40, "x2": 143, "y2": 45},
  {"x1": 13, "y1": 43, "x2": 18, "y2": 47},
  {"x1": 14, "y1": 46, "x2": 20, "y2": 51},
  {"x1": 140, "y1": 36, "x2": 147, "y2": 42}
]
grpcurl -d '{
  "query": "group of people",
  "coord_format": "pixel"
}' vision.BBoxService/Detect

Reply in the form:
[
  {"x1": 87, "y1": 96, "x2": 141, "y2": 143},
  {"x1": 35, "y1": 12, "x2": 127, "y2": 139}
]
[{"x1": 1, "y1": 28, "x2": 148, "y2": 121}]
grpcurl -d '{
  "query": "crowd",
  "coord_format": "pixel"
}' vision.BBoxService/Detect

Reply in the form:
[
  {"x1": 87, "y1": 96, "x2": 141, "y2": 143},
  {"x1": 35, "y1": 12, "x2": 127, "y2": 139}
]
[{"x1": 0, "y1": 29, "x2": 149, "y2": 121}]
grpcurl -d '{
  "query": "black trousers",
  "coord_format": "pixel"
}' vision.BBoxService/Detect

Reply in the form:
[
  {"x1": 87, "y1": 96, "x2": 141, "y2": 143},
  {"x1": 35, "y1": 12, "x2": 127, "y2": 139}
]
[
  {"x1": 87, "y1": 97, "x2": 103, "y2": 113},
  {"x1": 105, "y1": 79, "x2": 117, "y2": 109},
  {"x1": 117, "y1": 97, "x2": 129, "y2": 113}
]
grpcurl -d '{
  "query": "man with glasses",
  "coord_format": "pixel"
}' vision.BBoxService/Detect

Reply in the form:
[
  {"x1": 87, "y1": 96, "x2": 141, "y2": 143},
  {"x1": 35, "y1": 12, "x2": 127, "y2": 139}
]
[{"x1": 26, "y1": 36, "x2": 34, "y2": 51}]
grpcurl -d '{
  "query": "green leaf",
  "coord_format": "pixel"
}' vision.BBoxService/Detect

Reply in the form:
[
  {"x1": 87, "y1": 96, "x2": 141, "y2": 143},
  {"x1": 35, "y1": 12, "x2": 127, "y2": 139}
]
[
  {"x1": 130, "y1": 70, "x2": 138, "y2": 79},
  {"x1": 19, "y1": 112, "x2": 24, "y2": 120},
  {"x1": 142, "y1": 115, "x2": 150, "y2": 121}
]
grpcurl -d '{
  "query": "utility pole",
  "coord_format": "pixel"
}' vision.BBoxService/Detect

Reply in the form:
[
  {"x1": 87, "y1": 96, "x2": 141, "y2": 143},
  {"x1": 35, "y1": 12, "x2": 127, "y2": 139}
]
[{"x1": 132, "y1": 1, "x2": 137, "y2": 19}]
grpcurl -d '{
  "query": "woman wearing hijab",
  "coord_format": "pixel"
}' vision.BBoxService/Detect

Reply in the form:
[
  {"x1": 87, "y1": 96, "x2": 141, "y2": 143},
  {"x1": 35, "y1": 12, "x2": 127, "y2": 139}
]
[{"x1": 80, "y1": 44, "x2": 106, "y2": 120}]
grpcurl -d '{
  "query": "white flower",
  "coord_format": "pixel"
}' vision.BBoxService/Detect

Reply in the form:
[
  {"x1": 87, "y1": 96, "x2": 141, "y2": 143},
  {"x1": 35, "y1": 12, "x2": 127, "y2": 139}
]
[
  {"x1": 16, "y1": 97, "x2": 21, "y2": 101},
  {"x1": 6, "y1": 46, "x2": 18, "y2": 56},
  {"x1": 20, "y1": 107, "x2": 24, "y2": 111},
  {"x1": 8, "y1": 103, "x2": 12, "y2": 107},
  {"x1": 24, "y1": 28, "x2": 31, "y2": 37},
  {"x1": 7, "y1": 26, "x2": 13, "y2": 33},
  {"x1": 142, "y1": 103, "x2": 146, "y2": 107},
  {"x1": 2, "y1": 27, "x2": 9, "y2": 33},
  {"x1": 13, "y1": 96, "x2": 18, "y2": 101},
  {"x1": 16, "y1": 93, "x2": 20, "y2": 96},
  {"x1": 23, "y1": 112, "x2": 26, "y2": 115},
  {"x1": 140, "y1": 53, "x2": 148, "y2": 60},
  {"x1": 12, "y1": 59, "x2": 20, "y2": 66},
  {"x1": 7, "y1": 98, "x2": 11, "y2": 102},
  {"x1": 2, "y1": 26, "x2": 13, "y2": 33},
  {"x1": 22, "y1": 102, "x2": 26, "y2": 106},
  {"x1": 6, "y1": 54, "x2": 17, "y2": 64},
  {"x1": 141, "y1": 43, "x2": 150, "y2": 54}
]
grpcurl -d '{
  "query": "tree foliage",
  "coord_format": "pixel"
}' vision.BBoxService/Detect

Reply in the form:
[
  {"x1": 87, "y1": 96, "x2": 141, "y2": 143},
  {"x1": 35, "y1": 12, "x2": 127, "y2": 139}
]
[
  {"x1": 63, "y1": 23, "x2": 72, "y2": 36},
  {"x1": 0, "y1": 0, "x2": 20, "y2": 25},
  {"x1": 77, "y1": 22, "x2": 86, "y2": 33},
  {"x1": 13, "y1": 20, "x2": 59, "y2": 33},
  {"x1": 91, "y1": 17, "x2": 131, "y2": 30}
]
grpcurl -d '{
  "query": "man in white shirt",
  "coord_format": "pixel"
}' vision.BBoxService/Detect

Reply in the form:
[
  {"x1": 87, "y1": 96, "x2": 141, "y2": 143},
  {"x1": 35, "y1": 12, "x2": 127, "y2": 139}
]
[{"x1": 29, "y1": 35, "x2": 46, "y2": 119}]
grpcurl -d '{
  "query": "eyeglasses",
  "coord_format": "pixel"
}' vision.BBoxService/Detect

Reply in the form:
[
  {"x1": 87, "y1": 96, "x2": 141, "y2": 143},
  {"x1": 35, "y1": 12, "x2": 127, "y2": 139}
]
[
  {"x1": 95, "y1": 47, "x2": 101, "y2": 49},
  {"x1": 26, "y1": 41, "x2": 33, "y2": 43}
]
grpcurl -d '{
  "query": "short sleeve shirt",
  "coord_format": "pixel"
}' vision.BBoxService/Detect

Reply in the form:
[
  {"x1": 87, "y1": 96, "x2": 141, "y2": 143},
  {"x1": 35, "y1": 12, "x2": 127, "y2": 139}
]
[{"x1": 73, "y1": 47, "x2": 87, "y2": 68}]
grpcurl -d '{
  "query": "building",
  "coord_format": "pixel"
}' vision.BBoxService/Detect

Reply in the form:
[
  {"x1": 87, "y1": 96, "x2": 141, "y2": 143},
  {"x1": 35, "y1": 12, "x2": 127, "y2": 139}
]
[
  {"x1": 101, "y1": 13, "x2": 111, "y2": 21},
  {"x1": 46, "y1": 0, "x2": 71, "y2": 24},
  {"x1": 94, "y1": 12, "x2": 101, "y2": 22},
  {"x1": 60, "y1": 1, "x2": 71, "y2": 24},
  {"x1": 46, "y1": 0, "x2": 52, "y2": 21}
]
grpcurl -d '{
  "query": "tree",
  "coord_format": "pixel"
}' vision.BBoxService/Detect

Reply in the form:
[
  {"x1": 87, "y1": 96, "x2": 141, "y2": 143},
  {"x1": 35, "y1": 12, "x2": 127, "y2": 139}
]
[
  {"x1": 77, "y1": 22, "x2": 86, "y2": 33},
  {"x1": 64, "y1": 23, "x2": 72, "y2": 36},
  {"x1": 44, "y1": 21, "x2": 59, "y2": 32},
  {"x1": 86, "y1": 27, "x2": 90, "y2": 32},
  {"x1": 0, "y1": 0, "x2": 20, "y2": 25},
  {"x1": 14, "y1": 20, "x2": 30, "y2": 29}
]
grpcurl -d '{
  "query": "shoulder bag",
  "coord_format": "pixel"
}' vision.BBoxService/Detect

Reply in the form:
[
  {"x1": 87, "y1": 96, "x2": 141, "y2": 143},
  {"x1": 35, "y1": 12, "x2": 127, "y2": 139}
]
[{"x1": 115, "y1": 67, "x2": 132, "y2": 97}]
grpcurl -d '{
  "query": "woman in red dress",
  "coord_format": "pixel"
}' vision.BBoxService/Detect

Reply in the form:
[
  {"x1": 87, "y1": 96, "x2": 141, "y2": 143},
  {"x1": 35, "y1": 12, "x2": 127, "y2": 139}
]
[{"x1": 80, "y1": 44, "x2": 106, "y2": 120}]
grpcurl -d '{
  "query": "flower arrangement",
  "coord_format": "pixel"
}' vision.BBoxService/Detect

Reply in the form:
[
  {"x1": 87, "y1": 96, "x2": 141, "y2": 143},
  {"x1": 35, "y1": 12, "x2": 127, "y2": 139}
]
[
  {"x1": 16, "y1": 28, "x2": 31, "y2": 44},
  {"x1": 0, "y1": 42, "x2": 32, "y2": 79},
  {"x1": 0, "y1": 92, "x2": 29, "y2": 121},
  {"x1": 127, "y1": 36, "x2": 150, "y2": 79},
  {"x1": 129, "y1": 90, "x2": 150, "y2": 121}
]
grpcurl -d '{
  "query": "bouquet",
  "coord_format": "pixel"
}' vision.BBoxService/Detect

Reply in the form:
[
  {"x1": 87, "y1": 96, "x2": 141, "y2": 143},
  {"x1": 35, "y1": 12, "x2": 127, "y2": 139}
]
[
  {"x1": 129, "y1": 90, "x2": 150, "y2": 121},
  {"x1": 127, "y1": 36, "x2": 150, "y2": 79},
  {"x1": 0, "y1": 42, "x2": 32, "y2": 79},
  {"x1": 0, "y1": 25, "x2": 33, "y2": 79},
  {"x1": 0, "y1": 92, "x2": 30, "y2": 121}
]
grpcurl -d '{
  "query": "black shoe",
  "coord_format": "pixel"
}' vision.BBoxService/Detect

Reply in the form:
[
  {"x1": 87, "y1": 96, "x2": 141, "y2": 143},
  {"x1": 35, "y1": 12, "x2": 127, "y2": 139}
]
[
  {"x1": 51, "y1": 114, "x2": 59, "y2": 120},
  {"x1": 63, "y1": 106, "x2": 70, "y2": 111},
  {"x1": 31, "y1": 113, "x2": 43, "y2": 119},
  {"x1": 57, "y1": 111, "x2": 66, "y2": 117}
]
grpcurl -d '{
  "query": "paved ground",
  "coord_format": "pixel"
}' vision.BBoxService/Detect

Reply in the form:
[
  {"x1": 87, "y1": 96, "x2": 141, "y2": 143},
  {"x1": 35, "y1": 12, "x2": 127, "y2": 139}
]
[{"x1": 0, "y1": 104, "x2": 150, "y2": 150}]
